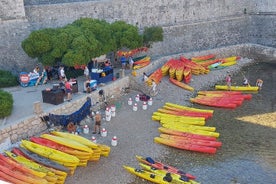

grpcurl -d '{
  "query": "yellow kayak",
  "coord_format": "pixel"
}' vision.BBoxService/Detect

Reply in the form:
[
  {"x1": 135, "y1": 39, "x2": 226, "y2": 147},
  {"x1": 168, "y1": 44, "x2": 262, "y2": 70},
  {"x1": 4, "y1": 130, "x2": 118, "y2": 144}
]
[
  {"x1": 160, "y1": 117, "x2": 205, "y2": 126},
  {"x1": 220, "y1": 60, "x2": 237, "y2": 66},
  {"x1": 165, "y1": 102, "x2": 214, "y2": 113},
  {"x1": 97, "y1": 144, "x2": 111, "y2": 157},
  {"x1": 51, "y1": 131, "x2": 98, "y2": 149},
  {"x1": 221, "y1": 56, "x2": 240, "y2": 62},
  {"x1": 21, "y1": 140, "x2": 80, "y2": 164},
  {"x1": 215, "y1": 85, "x2": 259, "y2": 91},
  {"x1": 139, "y1": 163, "x2": 199, "y2": 184},
  {"x1": 161, "y1": 122, "x2": 216, "y2": 132},
  {"x1": 123, "y1": 165, "x2": 171, "y2": 184},
  {"x1": 152, "y1": 112, "x2": 206, "y2": 121},
  {"x1": 161, "y1": 124, "x2": 220, "y2": 138},
  {"x1": 41, "y1": 134, "x2": 93, "y2": 153}
]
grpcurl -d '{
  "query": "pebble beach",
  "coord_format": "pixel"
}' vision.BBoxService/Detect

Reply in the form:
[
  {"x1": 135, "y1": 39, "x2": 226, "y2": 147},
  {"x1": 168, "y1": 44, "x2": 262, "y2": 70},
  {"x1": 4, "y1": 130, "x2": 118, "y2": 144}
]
[{"x1": 63, "y1": 57, "x2": 276, "y2": 184}]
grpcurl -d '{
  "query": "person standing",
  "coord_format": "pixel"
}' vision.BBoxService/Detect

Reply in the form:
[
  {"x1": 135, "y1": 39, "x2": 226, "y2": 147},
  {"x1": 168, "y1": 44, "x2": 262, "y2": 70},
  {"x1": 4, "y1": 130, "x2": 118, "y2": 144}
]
[
  {"x1": 243, "y1": 77, "x2": 249, "y2": 86},
  {"x1": 65, "y1": 79, "x2": 72, "y2": 101},
  {"x1": 256, "y1": 79, "x2": 263, "y2": 90},
  {"x1": 59, "y1": 66, "x2": 66, "y2": 81},
  {"x1": 84, "y1": 66, "x2": 89, "y2": 80},
  {"x1": 93, "y1": 111, "x2": 101, "y2": 134},
  {"x1": 120, "y1": 55, "x2": 127, "y2": 69},
  {"x1": 35, "y1": 68, "x2": 48, "y2": 86},
  {"x1": 226, "y1": 74, "x2": 232, "y2": 90},
  {"x1": 33, "y1": 65, "x2": 40, "y2": 74},
  {"x1": 143, "y1": 72, "x2": 149, "y2": 82},
  {"x1": 128, "y1": 56, "x2": 134, "y2": 70}
]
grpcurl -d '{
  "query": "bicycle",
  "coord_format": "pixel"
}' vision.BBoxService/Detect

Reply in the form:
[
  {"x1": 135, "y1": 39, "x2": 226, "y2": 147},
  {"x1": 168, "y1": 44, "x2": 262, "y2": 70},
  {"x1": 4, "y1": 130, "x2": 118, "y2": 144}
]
[
  {"x1": 149, "y1": 84, "x2": 159, "y2": 97},
  {"x1": 120, "y1": 87, "x2": 130, "y2": 96}
]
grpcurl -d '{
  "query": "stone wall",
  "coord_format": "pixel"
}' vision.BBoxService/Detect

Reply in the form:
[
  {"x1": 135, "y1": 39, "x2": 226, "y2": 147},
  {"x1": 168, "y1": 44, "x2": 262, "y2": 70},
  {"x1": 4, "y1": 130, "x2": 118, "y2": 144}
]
[
  {"x1": 0, "y1": 76, "x2": 129, "y2": 148},
  {"x1": 0, "y1": 0, "x2": 275, "y2": 73},
  {"x1": 0, "y1": 0, "x2": 25, "y2": 20},
  {"x1": 249, "y1": 15, "x2": 276, "y2": 48}
]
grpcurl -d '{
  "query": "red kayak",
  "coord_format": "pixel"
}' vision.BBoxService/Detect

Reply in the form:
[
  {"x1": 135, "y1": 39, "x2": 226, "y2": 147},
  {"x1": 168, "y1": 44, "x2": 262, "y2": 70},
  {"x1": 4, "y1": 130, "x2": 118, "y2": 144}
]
[
  {"x1": 0, "y1": 154, "x2": 46, "y2": 178},
  {"x1": 0, "y1": 159, "x2": 47, "y2": 184},
  {"x1": 30, "y1": 137, "x2": 91, "y2": 157},
  {"x1": 136, "y1": 155, "x2": 196, "y2": 179},
  {"x1": 190, "y1": 98, "x2": 237, "y2": 109},
  {"x1": 162, "y1": 106, "x2": 213, "y2": 119},
  {"x1": 154, "y1": 137, "x2": 217, "y2": 154},
  {"x1": 160, "y1": 133, "x2": 222, "y2": 148}
]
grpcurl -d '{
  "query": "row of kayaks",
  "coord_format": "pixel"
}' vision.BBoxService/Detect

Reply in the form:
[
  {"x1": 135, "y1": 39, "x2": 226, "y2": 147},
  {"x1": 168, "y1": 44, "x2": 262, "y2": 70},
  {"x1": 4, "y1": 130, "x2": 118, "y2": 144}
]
[
  {"x1": 0, "y1": 131, "x2": 111, "y2": 184},
  {"x1": 146, "y1": 54, "x2": 244, "y2": 93},
  {"x1": 190, "y1": 91, "x2": 253, "y2": 109},
  {"x1": 124, "y1": 155, "x2": 199, "y2": 184},
  {"x1": 152, "y1": 102, "x2": 222, "y2": 154}
]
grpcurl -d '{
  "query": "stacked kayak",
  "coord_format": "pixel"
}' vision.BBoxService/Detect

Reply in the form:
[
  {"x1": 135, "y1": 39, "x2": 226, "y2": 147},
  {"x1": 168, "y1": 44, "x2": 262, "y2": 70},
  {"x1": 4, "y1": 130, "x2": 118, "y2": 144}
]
[
  {"x1": 0, "y1": 131, "x2": 111, "y2": 184},
  {"x1": 180, "y1": 56, "x2": 209, "y2": 75},
  {"x1": 124, "y1": 156, "x2": 199, "y2": 184},
  {"x1": 133, "y1": 56, "x2": 151, "y2": 70},
  {"x1": 21, "y1": 139, "x2": 80, "y2": 175},
  {"x1": 152, "y1": 102, "x2": 222, "y2": 154},
  {"x1": 147, "y1": 68, "x2": 163, "y2": 86},
  {"x1": 0, "y1": 154, "x2": 49, "y2": 184},
  {"x1": 191, "y1": 91, "x2": 252, "y2": 109},
  {"x1": 5, "y1": 150, "x2": 60, "y2": 183},
  {"x1": 12, "y1": 147, "x2": 68, "y2": 183}
]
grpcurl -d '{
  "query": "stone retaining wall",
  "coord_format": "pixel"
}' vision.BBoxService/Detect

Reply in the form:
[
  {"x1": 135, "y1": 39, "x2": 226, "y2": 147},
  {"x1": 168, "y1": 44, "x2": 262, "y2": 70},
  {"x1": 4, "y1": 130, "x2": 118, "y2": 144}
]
[{"x1": 1, "y1": 0, "x2": 276, "y2": 72}]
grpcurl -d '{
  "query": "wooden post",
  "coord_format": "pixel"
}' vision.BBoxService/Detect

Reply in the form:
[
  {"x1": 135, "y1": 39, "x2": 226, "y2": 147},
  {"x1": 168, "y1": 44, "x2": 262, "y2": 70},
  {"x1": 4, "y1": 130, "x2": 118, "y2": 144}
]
[{"x1": 33, "y1": 101, "x2": 43, "y2": 114}]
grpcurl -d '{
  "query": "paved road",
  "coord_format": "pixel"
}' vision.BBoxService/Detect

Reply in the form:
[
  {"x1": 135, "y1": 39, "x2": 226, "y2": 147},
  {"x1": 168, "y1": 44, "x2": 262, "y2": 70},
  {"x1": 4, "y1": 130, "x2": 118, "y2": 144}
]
[{"x1": 1, "y1": 67, "x2": 132, "y2": 128}]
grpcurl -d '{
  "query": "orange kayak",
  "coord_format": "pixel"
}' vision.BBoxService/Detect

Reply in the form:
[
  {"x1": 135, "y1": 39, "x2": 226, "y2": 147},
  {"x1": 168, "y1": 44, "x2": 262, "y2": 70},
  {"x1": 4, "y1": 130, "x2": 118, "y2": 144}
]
[
  {"x1": 191, "y1": 54, "x2": 216, "y2": 62},
  {"x1": 154, "y1": 137, "x2": 217, "y2": 154},
  {"x1": 0, "y1": 154, "x2": 46, "y2": 178},
  {"x1": 169, "y1": 77, "x2": 194, "y2": 91},
  {"x1": 158, "y1": 127, "x2": 217, "y2": 141},
  {"x1": 0, "y1": 161, "x2": 48, "y2": 184}
]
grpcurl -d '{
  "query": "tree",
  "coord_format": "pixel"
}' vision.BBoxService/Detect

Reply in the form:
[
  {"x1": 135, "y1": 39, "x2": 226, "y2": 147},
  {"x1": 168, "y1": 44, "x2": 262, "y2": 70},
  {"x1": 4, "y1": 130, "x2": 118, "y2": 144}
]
[
  {"x1": 143, "y1": 26, "x2": 163, "y2": 47},
  {"x1": 22, "y1": 18, "x2": 163, "y2": 67}
]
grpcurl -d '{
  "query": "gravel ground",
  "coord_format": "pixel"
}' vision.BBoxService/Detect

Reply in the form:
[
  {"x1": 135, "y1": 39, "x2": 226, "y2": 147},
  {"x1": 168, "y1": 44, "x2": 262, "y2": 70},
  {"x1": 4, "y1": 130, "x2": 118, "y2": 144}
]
[{"x1": 64, "y1": 57, "x2": 259, "y2": 184}]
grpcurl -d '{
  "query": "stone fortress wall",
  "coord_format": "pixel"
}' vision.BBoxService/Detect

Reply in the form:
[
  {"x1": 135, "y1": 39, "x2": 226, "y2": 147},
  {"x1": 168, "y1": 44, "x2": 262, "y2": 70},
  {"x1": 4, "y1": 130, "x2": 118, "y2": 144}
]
[{"x1": 0, "y1": 0, "x2": 275, "y2": 72}]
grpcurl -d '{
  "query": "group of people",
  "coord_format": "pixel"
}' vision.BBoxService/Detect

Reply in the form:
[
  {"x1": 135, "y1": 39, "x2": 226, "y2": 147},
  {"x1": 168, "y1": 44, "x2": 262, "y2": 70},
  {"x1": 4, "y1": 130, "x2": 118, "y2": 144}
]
[
  {"x1": 225, "y1": 74, "x2": 263, "y2": 90},
  {"x1": 120, "y1": 55, "x2": 134, "y2": 70},
  {"x1": 33, "y1": 65, "x2": 48, "y2": 86}
]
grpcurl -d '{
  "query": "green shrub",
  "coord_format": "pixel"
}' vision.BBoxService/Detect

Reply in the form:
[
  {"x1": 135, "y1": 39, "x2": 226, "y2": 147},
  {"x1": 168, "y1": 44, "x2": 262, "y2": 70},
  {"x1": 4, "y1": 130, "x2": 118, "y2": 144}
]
[
  {"x1": 65, "y1": 67, "x2": 83, "y2": 79},
  {"x1": 143, "y1": 26, "x2": 163, "y2": 47},
  {"x1": 0, "y1": 70, "x2": 18, "y2": 88},
  {"x1": 0, "y1": 90, "x2": 13, "y2": 118}
]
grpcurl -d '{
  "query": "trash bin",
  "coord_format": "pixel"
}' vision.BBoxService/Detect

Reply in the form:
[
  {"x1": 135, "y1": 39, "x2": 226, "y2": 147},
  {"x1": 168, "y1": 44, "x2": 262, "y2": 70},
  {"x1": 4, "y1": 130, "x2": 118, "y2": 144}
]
[{"x1": 116, "y1": 72, "x2": 120, "y2": 79}]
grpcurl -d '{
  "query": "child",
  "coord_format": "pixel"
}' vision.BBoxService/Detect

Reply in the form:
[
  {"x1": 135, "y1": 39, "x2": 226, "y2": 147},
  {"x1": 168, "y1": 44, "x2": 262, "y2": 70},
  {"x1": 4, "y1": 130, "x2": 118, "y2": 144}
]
[
  {"x1": 65, "y1": 79, "x2": 72, "y2": 101},
  {"x1": 93, "y1": 111, "x2": 101, "y2": 134},
  {"x1": 243, "y1": 77, "x2": 249, "y2": 86},
  {"x1": 225, "y1": 74, "x2": 231, "y2": 90},
  {"x1": 256, "y1": 79, "x2": 263, "y2": 90}
]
